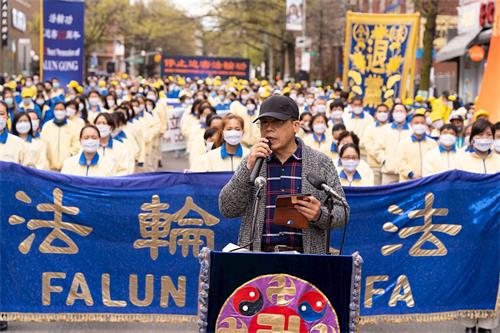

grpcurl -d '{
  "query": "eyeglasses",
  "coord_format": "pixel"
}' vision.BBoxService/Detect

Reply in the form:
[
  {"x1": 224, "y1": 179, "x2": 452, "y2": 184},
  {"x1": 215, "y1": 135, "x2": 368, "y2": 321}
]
[{"x1": 256, "y1": 119, "x2": 289, "y2": 129}]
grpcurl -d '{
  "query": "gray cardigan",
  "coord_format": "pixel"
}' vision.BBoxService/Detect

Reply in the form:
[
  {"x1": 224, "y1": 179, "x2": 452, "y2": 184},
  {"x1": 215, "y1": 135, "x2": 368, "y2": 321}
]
[{"x1": 218, "y1": 143, "x2": 349, "y2": 254}]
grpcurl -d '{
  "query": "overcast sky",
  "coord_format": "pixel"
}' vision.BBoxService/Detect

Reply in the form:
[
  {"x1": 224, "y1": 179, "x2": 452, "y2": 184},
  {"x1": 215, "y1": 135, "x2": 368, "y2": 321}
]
[{"x1": 171, "y1": 0, "x2": 212, "y2": 17}]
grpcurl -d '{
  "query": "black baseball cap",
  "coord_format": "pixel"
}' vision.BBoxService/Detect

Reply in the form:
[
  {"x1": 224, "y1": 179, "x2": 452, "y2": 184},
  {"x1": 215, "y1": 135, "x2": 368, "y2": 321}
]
[{"x1": 253, "y1": 95, "x2": 299, "y2": 123}]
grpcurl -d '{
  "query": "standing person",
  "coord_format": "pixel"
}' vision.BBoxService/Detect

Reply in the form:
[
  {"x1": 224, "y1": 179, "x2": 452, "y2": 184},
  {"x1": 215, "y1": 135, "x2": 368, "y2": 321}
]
[
  {"x1": 456, "y1": 119, "x2": 499, "y2": 174},
  {"x1": 396, "y1": 110, "x2": 437, "y2": 182},
  {"x1": 363, "y1": 104, "x2": 390, "y2": 185},
  {"x1": 219, "y1": 95, "x2": 348, "y2": 254},
  {"x1": 65, "y1": 100, "x2": 85, "y2": 132},
  {"x1": 61, "y1": 125, "x2": 116, "y2": 177},
  {"x1": 303, "y1": 114, "x2": 331, "y2": 155},
  {"x1": 337, "y1": 143, "x2": 374, "y2": 186},
  {"x1": 342, "y1": 95, "x2": 374, "y2": 157},
  {"x1": 0, "y1": 101, "x2": 27, "y2": 164},
  {"x1": 328, "y1": 99, "x2": 345, "y2": 126},
  {"x1": 191, "y1": 113, "x2": 249, "y2": 172},
  {"x1": 86, "y1": 91, "x2": 107, "y2": 124},
  {"x1": 422, "y1": 124, "x2": 459, "y2": 176},
  {"x1": 450, "y1": 110, "x2": 466, "y2": 149},
  {"x1": 40, "y1": 101, "x2": 80, "y2": 171},
  {"x1": 11, "y1": 112, "x2": 48, "y2": 170},
  {"x1": 235, "y1": 97, "x2": 260, "y2": 148},
  {"x1": 376, "y1": 103, "x2": 412, "y2": 184},
  {"x1": 328, "y1": 123, "x2": 347, "y2": 161},
  {"x1": 297, "y1": 111, "x2": 312, "y2": 139}
]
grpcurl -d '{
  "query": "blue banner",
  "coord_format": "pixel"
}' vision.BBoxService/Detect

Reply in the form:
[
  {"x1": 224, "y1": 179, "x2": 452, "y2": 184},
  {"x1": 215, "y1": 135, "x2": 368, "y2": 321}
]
[
  {"x1": 0, "y1": 162, "x2": 498, "y2": 324},
  {"x1": 342, "y1": 12, "x2": 420, "y2": 112},
  {"x1": 41, "y1": 0, "x2": 85, "y2": 88},
  {"x1": 161, "y1": 55, "x2": 250, "y2": 80}
]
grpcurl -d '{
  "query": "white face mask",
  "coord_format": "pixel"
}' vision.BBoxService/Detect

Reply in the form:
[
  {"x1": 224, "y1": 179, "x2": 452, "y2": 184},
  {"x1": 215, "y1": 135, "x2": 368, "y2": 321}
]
[
  {"x1": 297, "y1": 96, "x2": 305, "y2": 105},
  {"x1": 331, "y1": 110, "x2": 343, "y2": 120},
  {"x1": 247, "y1": 104, "x2": 256, "y2": 112},
  {"x1": 433, "y1": 120, "x2": 444, "y2": 130},
  {"x1": 393, "y1": 111, "x2": 406, "y2": 123},
  {"x1": 96, "y1": 124, "x2": 111, "y2": 138},
  {"x1": 313, "y1": 123, "x2": 327, "y2": 134},
  {"x1": 473, "y1": 138, "x2": 493, "y2": 152},
  {"x1": 376, "y1": 112, "x2": 389, "y2": 122},
  {"x1": 205, "y1": 141, "x2": 214, "y2": 151},
  {"x1": 81, "y1": 139, "x2": 100, "y2": 153},
  {"x1": 342, "y1": 159, "x2": 360, "y2": 172},
  {"x1": 494, "y1": 139, "x2": 500, "y2": 153},
  {"x1": 146, "y1": 94, "x2": 156, "y2": 101},
  {"x1": 315, "y1": 105, "x2": 326, "y2": 113},
  {"x1": 146, "y1": 105, "x2": 153, "y2": 112},
  {"x1": 16, "y1": 121, "x2": 31, "y2": 134},
  {"x1": 31, "y1": 119, "x2": 40, "y2": 132},
  {"x1": 223, "y1": 130, "x2": 243, "y2": 146},
  {"x1": 107, "y1": 99, "x2": 115, "y2": 107},
  {"x1": 426, "y1": 116, "x2": 433, "y2": 126},
  {"x1": 0, "y1": 118, "x2": 6, "y2": 130},
  {"x1": 89, "y1": 97, "x2": 100, "y2": 107},
  {"x1": 353, "y1": 106, "x2": 363, "y2": 115},
  {"x1": 439, "y1": 134, "x2": 456, "y2": 147},
  {"x1": 412, "y1": 124, "x2": 427, "y2": 135},
  {"x1": 54, "y1": 110, "x2": 66, "y2": 121},
  {"x1": 306, "y1": 98, "x2": 314, "y2": 106},
  {"x1": 66, "y1": 107, "x2": 76, "y2": 118}
]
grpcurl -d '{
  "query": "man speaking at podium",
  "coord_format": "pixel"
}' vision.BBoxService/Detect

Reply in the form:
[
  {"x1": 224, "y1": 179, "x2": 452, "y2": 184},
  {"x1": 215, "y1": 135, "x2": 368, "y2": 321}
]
[{"x1": 219, "y1": 95, "x2": 349, "y2": 254}]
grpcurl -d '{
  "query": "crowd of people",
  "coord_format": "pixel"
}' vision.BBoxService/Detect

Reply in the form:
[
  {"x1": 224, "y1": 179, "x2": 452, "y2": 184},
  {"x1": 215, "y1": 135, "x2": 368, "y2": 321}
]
[{"x1": 0, "y1": 74, "x2": 499, "y2": 183}]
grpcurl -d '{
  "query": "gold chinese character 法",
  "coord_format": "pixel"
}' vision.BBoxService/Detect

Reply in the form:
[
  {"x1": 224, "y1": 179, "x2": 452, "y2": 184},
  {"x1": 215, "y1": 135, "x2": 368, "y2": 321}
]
[
  {"x1": 8, "y1": 188, "x2": 93, "y2": 255},
  {"x1": 381, "y1": 192, "x2": 462, "y2": 257},
  {"x1": 133, "y1": 195, "x2": 220, "y2": 260}
]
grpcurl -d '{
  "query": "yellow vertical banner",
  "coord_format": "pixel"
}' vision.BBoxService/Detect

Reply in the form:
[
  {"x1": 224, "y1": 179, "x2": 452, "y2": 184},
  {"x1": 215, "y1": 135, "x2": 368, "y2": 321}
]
[
  {"x1": 343, "y1": 12, "x2": 420, "y2": 111},
  {"x1": 475, "y1": 0, "x2": 500, "y2": 123}
]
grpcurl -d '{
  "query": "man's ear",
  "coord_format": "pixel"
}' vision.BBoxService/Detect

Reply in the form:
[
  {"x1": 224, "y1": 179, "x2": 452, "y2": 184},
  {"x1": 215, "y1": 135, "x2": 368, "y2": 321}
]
[{"x1": 293, "y1": 120, "x2": 301, "y2": 134}]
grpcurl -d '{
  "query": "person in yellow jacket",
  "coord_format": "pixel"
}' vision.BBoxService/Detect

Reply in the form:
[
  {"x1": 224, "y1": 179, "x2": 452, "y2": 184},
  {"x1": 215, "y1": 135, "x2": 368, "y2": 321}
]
[
  {"x1": 65, "y1": 100, "x2": 85, "y2": 132},
  {"x1": 112, "y1": 110, "x2": 139, "y2": 173},
  {"x1": 40, "y1": 101, "x2": 80, "y2": 171},
  {"x1": 86, "y1": 91, "x2": 109, "y2": 124},
  {"x1": 376, "y1": 103, "x2": 412, "y2": 185},
  {"x1": 146, "y1": 90, "x2": 168, "y2": 169},
  {"x1": 396, "y1": 111, "x2": 437, "y2": 182},
  {"x1": 191, "y1": 113, "x2": 249, "y2": 172},
  {"x1": 94, "y1": 113, "x2": 133, "y2": 175},
  {"x1": 11, "y1": 111, "x2": 48, "y2": 170},
  {"x1": 423, "y1": 124, "x2": 459, "y2": 176},
  {"x1": 303, "y1": 114, "x2": 332, "y2": 155},
  {"x1": 342, "y1": 96, "x2": 374, "y2": 156},
  {"x1": 235, "y1": 97, "x2": 260, "y2": 147},
  {"x1": 362, "y1": 103, "x2": 390, "y2": 185},
  {"x1": 337, "y1": 143, "x2": 374, "y2": 186},
  {"x1": 132, "y1": 97, "x2": 161, "y2": 171},
  {"x1": 456, "y1": 119, "x2": 500, "y2": 174},
  {"x1": 61, "y1": 125, "x2": 116, "y2": 177},
  {"x1": 0, "y1": 101, "x2": 27, "y2": 164}
]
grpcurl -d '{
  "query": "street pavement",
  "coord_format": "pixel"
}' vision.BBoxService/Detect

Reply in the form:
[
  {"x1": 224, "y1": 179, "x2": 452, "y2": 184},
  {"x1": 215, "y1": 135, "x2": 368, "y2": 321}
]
[{"x1": 6, "y1": 152, "x2": 497, "y2": 332}]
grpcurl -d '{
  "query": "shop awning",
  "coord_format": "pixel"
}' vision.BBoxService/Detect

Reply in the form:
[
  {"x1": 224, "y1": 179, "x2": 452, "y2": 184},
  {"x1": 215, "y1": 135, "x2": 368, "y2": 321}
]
[{"x1": 435, "y1": 29, "x2": 482, "y2": 63}]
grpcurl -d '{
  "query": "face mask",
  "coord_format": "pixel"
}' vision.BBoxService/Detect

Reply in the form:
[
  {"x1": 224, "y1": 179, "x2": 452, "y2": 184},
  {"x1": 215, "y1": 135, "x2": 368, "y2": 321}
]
[
  {"x1": 289, "y1": 94, "x2": 297, "y2": 101},
  {"x1": 96, "y1": 124, "x2": 111, "y2": 137},
  {"x1": 81, "y1": 139, "x2": 100, "y2": 153},
  {"x1": 439, "y1": 134, "x2": 456, "y2": 147},
  {"x1": 23, "y1": 98, "x2": 32, "y2": 105},
  {"x1": 433, "y1": 120, "x2": 444, "y2": 130},
  {"x1": 53, "y1": 82, "x2": 60, "y2": 89},
  {"x1": 247, "y1": 104, "x2": 256, "y2": 112},
  {"x1": 313, "y1": 123, "x2": 327, "y2": 134},
  {"x1": 133, "y1": 106, "x2": 141, "y2": 114},
  {"x1": 467, "y1": 113, "x2": 473, "y2": 121},
  {"x1": 16, "y1": 121, "x2": 31, "y2": 134},
  {"x1": 331, "y1": 110, "x2": 343, "y2": 120},
  {"x1": 241, "y1": 94, "x2": 249, "y2": 102},
  {"x1": 376, "y1": 112, "x2": 389, "y2": 122},
  {"x1": 146, "y1": 105, "x2": 154, "y2": 112},
  {"x1": 31, "y1": 119, "x2": 40, "y2": 132},
  {"x1": 426, "y1": 116, "x2": 432, "y2": 126},
  {"x1": 302, "y1": 124, "x2": 311, "y2": 131},
  {"x1": 315, "y1": 105, "x2": 326, "y2": 113},
  {"x1": 297, "y1": 96, "x2": 305, "y2": 105},
  {"x1": 342, "y1": 159, "x2": 360, "y2": 172},
  {"x1": 494, "y1": 139, "x2": 500, "y2": 153},
  {"x1": 26, "y1": 82, "x2": 33, "y2": 87},
  {"x1": 36, "y1": 99, "x2": 45, "y2": 106},
  {"x1": 54, "y1": 110, "x2": 66, "y2": 121},
  {"x1": 68, "y1": 95, "x2": 76, "y2": 101},
  {"x1": 353, "y1": 106, "x2": 363, "y2": 115},
  {"x1": 473, "y1": 138, "x2": 493, "y2": 152},
  {"x1": 205, "y1": 141, "x2": 215, "y2": 151},
  {"x1": 79, "y1": 103, "x2": 84, "y2": 111},
  {"x1": 306, "y1": 98, "x2": 314, "y2": 106},
  {"x1": 107, "y1": 99, "x2": 115, "y2": 107},
  {"x1": 412, "y1": 124, "x2": 427, "y2": 135},
  {"x1": 138, "y1": 104, "x2": 145, "y2": 113},
  {"x1": 4, "y1": 97, "x2": 13, "y2": 107},
  {"x1": 0, "y1": 118, "x2": 6, "y2": 130},
  {"x1": 393, "y1": 111, "x2": 406, "y2": 123},
  {"x1": 66, "y1": 107, "x2": 76, "y2": 118},
  {"x1": 89, "y1": 97, "x2": 100, "y2": 107},
  {"x1": 147, "y1": 94, "x2": 156, "y2": 101},
  {"x1": 223, "y1": 130, "x2": 243, "y2": 146}
]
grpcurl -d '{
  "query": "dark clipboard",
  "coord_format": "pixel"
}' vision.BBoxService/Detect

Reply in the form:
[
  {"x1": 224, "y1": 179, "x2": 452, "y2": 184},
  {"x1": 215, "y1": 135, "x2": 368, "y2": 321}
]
[{"x1": 273, "y1": 194, "x2": 311, "y2": 229}]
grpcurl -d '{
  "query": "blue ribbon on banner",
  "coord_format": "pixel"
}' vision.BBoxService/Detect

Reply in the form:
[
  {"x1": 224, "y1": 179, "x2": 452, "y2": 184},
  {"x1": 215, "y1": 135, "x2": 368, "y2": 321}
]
[
  {"x1": 0, "y1": 162, "x2": 498, "y2": 323},
  {"x1": 42, "y1": 0, "x2": 85, "y2": 88}
]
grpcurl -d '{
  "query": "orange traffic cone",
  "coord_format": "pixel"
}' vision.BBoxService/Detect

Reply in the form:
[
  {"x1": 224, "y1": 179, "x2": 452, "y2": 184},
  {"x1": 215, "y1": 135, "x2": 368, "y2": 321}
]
[{"x1": 475, "y1": 0, "x2": 500, "y2": 123}]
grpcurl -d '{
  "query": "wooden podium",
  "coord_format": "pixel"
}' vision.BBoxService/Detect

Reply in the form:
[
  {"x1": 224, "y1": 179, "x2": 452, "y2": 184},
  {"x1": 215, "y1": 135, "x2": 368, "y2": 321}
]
[{"x1": 197, "y1": 249, "x2": 362, "y2": 333}]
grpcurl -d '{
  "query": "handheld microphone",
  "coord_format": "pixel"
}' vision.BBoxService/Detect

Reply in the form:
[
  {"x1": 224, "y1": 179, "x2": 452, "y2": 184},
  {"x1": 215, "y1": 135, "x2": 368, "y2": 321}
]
[
  {"x1": 249, "y1": 139, "x2": 271, "y2": 184},
  {"x1": 306, "y1": 174, "x2": 347, "y2": 206}
]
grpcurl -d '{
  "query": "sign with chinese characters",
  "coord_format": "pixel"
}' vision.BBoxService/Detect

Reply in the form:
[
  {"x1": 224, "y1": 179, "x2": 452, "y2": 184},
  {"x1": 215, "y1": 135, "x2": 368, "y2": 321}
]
[
  {"x1": 0, "y1": 162, "x2": 498, "y2": 324},
  {"x1": 160, "y1": 102, "x2": 187, "y2": 152},
  {"x1": 1, "y1": 0, "x2": 8, "y2": 46},
  {"x1": 161, "y1": 55, "x2": 250, "y2": 79},
  {"x1": 343, "y1": 12, "x2": 420, "y2": 113},
  {"x1": 41, "y1": 0, "x2": 84, "y2": 88}
]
